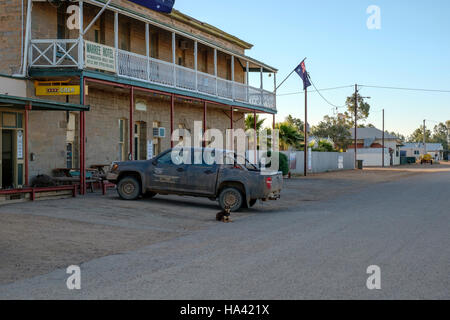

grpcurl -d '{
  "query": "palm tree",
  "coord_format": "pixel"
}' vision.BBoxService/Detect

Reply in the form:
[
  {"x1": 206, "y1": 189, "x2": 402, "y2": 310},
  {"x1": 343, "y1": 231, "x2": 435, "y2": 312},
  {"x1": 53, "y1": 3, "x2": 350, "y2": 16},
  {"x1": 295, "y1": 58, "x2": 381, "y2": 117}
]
[
  {"x1": 275, "y1": 121, "x2": 304, "y2": 151},
  {"x1": 245, "y1": 114, "x2": 266, "y2": 131}
]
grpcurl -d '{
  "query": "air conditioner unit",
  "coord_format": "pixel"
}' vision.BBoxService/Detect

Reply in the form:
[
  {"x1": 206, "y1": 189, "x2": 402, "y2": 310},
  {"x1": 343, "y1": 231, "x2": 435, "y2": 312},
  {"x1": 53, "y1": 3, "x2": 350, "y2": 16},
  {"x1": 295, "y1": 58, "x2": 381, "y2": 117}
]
[{"x1": 153, "y1": 127, "x2": 166, "y2": 138}]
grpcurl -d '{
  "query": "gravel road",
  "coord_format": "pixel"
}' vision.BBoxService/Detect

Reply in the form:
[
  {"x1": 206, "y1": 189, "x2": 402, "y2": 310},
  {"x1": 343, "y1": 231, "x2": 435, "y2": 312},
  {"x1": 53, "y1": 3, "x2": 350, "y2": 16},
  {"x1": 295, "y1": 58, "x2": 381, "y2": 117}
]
[{"x1": 1, "y1": 167, "x2": 449, "y2": 300}]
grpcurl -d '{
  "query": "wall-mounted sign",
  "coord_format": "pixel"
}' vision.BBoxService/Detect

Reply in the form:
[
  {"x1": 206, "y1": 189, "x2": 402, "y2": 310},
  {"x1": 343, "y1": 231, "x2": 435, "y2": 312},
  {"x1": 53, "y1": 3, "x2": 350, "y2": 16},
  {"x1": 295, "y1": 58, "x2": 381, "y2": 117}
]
[
  {"x1": 147, "y1": 140, "x2": 154, "y2": 160},
  {"x1": 36, "y1": 84, "x2": 80, "y2": 96},
  {"x1": 289, "y1": 153, "x2": 297, "y2": 170},
  {"x1": 308, "y1": 147, "x2": 312, "y2": 171},
  {"x1": 85, "y1": 41, "x2": 116, "y2": 73},
  {"x1": 338, "y1": 155, "x2": 344, "y2": 169},
  {"x1": 17, "y1": 130, "x2": 23, "y2": 159},
  {"x1": 135, "y1": 100, "x2": 147, "y2": 112}
]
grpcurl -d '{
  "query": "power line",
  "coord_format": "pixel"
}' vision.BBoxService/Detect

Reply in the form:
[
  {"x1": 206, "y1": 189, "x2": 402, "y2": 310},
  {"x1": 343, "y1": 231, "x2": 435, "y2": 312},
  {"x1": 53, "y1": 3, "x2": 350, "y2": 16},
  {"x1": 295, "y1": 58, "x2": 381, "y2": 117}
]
[
  {"x1": 359, "y1": 84, "x2": 450, "y2": 93},
  {"x1": 277, "y1": 85, "x2": 353, "y2": 97},
  {"x1": 308, "y1": 78, "x2": 347, "y2": 109},
  {"x1": 278, "y1": 83, "x2": 450, "y2": 96}
]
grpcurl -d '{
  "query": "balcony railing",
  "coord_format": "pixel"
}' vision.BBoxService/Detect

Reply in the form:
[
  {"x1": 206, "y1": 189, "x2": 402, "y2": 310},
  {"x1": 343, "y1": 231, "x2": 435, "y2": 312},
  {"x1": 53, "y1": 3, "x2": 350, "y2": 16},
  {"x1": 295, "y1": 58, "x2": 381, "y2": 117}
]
[{"x1": 29, "y1": 39, "x2": 276, "y2": 111}]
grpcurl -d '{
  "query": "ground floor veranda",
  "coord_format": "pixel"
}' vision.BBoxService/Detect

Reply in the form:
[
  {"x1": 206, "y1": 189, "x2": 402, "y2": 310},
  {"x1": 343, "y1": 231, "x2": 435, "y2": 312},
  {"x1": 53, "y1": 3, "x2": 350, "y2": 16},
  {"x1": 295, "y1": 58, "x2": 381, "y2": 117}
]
[{"x1": 0, "y1": 74, "x2": 276, "y2": 198}]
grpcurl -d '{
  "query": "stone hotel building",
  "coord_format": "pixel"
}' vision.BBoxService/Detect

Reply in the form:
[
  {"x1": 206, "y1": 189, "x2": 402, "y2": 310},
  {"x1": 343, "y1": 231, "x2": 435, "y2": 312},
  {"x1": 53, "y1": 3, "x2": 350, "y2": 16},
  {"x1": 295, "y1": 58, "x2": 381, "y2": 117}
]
[{"x1": 0, "y1": 0, "x2": 278, "y2": 195}]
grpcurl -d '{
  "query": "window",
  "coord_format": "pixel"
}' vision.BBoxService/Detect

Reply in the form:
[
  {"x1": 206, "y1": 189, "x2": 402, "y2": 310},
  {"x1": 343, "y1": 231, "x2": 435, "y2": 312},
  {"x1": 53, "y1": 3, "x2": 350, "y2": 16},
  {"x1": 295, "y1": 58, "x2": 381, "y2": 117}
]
[
  {"x1": 93, "y1": 15, "x2": 105, "y2": 44},
  {"x1": 200, "y1": 50, "x2": 208, "y2": 73},
  {"x1": 152, "y1": 121, "x2": 161, "y2": 157},
  {"x1": 66, "y1": 113, "x2": 76, "y2": 168},
  {"x1": 120, "y1": 22, "x2": 131, "y2": 51},
  {"x1": 134, "y1": 122, "x2": 147, "y2": 161},
  {"x1": 226, "y1": 58, "x2": 232, "y2": 80},
  {"x1": 57, "y1": 4, "x2": 68, "y2": 39},
  {"x1": 151, "y1": 33, "x2": 159, "y2": 59},
  {"x1": 67, "y1": 143, "x2": 73, "y2": 169},
  {"x1": 118, "y1": 119, "x2": 127, "y2": 161}
]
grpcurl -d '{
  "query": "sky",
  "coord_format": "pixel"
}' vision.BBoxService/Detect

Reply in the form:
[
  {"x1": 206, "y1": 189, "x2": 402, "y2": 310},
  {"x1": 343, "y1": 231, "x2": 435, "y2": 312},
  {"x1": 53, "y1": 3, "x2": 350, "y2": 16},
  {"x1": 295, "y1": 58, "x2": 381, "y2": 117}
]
[{"x1": 174, "y1": 0, "x2": 450, "y2": 136}]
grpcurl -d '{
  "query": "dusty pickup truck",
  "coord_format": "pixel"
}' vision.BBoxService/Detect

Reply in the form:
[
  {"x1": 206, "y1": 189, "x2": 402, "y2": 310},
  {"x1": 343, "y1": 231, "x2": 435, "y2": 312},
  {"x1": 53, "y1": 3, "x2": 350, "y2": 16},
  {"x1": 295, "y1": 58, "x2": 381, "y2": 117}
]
[{"x1": 107, "y1": 148, "x2": 283, "y2": 212}]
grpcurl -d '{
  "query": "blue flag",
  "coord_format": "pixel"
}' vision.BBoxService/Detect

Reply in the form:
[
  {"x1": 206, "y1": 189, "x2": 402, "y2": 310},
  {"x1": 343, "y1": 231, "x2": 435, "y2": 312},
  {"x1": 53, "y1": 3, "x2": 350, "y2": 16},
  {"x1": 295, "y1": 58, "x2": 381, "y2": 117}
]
[
  {"x1": 295, "y1": 60, "x2": 311, "y2": 90},
  {"x1": 128, "y1": 0, "x2": 175, "y2": 14}
]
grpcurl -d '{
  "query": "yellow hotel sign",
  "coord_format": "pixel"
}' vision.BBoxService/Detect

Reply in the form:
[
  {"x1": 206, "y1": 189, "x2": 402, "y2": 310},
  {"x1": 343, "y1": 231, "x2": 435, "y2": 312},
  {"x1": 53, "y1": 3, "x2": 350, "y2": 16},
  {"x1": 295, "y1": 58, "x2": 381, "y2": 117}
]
[{"x1": 36, "y1": 84, "x2": 80, "y2": 96}]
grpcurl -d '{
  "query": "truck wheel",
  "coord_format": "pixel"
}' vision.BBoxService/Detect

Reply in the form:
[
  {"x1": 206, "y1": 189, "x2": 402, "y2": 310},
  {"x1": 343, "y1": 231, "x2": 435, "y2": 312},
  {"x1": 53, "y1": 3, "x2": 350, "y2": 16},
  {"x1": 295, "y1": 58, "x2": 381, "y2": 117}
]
[
  {"x1": 219, "y1": 187, "x2": 243, "y2": 212},
  {"x1": 249, "y1": 199, "x2": 257, "y2": 207},
  {"x1": 117, "y1": 176, "x2": 141, "y2": 200}
]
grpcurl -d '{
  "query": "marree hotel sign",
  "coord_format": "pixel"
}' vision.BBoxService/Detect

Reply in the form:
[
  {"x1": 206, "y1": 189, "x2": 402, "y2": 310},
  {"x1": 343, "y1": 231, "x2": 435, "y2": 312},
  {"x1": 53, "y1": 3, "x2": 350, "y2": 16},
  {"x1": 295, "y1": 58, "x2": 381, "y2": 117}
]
[{"x1": 84, "y1": 41, "x2": 116, "y2": 73}]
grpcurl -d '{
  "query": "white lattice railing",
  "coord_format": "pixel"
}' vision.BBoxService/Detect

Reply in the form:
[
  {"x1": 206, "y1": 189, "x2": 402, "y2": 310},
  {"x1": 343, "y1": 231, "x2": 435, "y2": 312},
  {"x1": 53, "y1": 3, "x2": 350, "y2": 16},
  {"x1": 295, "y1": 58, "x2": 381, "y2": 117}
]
[
  {"x1": 197, "y1": 71, "x2": 217, "y2": 96},
  {"x1": 29, "y1": 39, "x2": 276, "y2": 111},
  {"x1": 29, "y1": 39, "x2": 80, "y2": 67}
]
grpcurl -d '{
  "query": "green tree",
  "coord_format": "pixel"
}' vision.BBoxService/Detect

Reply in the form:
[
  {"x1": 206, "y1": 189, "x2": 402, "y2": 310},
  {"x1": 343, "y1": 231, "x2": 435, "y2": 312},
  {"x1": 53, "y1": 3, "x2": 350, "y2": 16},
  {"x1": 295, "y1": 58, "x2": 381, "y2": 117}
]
[
  {"x1": 311, "y1": 115, "x2": 352, "y2": 151},
  {"x1": 313, "y1": 140, "x2": 336, "y2": 152},
  {"x1": 408, "y1": 125, "x2": 432, "y2": 143},
  {"x1": 245, "y1": 114, "x2": 265, "y2": 131},
  {"x1": 431, "y1": 122, "x2": 449, "y2": 150},
  {"x1": 344, "y1": 93, "x2": 371, "y2": 126},
  {"x1": 275, "y1": 121, "x2": 304, "y2": 151},
  {"x1": 285, "y1": 115, "x2": 304, "y2": 132}
]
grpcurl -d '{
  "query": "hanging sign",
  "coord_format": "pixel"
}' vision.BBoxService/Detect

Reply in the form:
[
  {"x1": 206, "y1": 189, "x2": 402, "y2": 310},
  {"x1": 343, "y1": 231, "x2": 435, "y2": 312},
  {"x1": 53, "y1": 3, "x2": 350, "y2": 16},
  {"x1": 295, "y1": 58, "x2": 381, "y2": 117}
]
[
  {"x1": 85, "y1": 41, "x2": 116, "y2": 73},
  {"x1": 36, "y1": 84, "x2": 80, "y2": 96}
]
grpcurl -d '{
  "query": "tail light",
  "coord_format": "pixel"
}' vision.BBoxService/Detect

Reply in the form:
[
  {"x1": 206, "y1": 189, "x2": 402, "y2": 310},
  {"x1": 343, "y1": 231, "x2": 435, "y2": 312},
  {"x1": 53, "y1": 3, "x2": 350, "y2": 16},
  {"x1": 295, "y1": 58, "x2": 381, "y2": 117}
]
[{"x1": 265, "y1": 177, "x2": 272, "y2": 189}]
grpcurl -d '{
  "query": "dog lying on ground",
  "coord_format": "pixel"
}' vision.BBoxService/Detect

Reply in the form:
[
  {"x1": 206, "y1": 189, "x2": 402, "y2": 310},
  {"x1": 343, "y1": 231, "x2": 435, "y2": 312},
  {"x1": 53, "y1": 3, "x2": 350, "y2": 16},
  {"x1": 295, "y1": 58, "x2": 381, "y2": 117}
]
[{"x1": 216, "y1": 207, "x2": 232, "y2": 223}]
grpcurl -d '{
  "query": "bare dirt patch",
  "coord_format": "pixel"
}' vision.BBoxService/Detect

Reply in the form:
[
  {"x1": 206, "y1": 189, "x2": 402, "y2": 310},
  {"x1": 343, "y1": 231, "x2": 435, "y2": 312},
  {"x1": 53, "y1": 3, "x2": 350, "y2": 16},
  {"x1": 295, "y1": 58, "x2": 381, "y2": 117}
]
[{"x1": 0, "y1": 213, "x2": 179, "y2": 285}]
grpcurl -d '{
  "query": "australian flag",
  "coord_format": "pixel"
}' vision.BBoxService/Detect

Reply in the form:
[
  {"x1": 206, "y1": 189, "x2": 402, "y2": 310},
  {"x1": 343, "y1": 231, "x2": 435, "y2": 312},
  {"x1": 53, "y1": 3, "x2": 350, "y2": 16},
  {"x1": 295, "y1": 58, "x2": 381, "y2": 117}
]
[
  {"x1": 295, "y1": 60, "x2": 311, "y2": 90},
  {"x1": 128, "y1": 0, "x2": 175, "y2": 14}
]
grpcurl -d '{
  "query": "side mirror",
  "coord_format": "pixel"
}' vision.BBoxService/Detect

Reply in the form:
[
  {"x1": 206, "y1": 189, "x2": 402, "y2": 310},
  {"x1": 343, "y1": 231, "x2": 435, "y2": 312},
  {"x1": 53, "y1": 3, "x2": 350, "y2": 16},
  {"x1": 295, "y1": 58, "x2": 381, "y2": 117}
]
[{"x1": 152, "y1": 160, "x2": 158, "y2": 166}]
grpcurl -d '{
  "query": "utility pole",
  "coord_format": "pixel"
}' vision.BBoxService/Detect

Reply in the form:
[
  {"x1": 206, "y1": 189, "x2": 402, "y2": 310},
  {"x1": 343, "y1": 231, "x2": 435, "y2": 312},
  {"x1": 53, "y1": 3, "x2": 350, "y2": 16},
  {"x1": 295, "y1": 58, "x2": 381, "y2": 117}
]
[
  {"x1": 354, "y1": 84, "x2": 358, "y2": 168},
  {"x1": 447, "y1": 122, "x2": 450, "y2": 148},
  {"x1": 304, "y1": 86, "x2": 308, "y2": 176},
  {"x1": 382, "y1": 109, "x2": 385, "y2": 168}
]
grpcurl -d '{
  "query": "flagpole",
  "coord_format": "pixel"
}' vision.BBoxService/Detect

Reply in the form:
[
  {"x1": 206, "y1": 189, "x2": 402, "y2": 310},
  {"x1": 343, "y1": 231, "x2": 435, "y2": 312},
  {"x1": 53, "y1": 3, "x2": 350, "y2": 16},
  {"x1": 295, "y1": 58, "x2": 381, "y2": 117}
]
[
  {"x1": 276, "y1": 57, "x2": 307, "y2": 91},
  {"x1": 304, "y1": 85, "x2": 308, "y2": 177}
]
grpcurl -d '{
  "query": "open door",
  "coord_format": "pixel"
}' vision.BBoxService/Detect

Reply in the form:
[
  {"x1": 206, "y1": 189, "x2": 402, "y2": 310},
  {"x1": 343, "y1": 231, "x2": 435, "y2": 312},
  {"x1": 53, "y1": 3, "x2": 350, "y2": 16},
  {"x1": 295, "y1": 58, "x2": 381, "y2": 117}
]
[{"x1": 1, "y1": 130, "x2": 14, "y2": 189}]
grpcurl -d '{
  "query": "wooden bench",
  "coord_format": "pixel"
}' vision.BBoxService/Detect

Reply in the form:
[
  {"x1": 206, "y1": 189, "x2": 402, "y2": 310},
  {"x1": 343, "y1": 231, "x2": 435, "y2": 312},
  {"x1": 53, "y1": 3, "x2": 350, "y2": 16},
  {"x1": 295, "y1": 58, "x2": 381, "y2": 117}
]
[
  {"x1": 53, "y1": 177, "x2": 98, "y2": 193},
  {"x1": 0, "y1": 185, "x2": 77, "y2": 201}
]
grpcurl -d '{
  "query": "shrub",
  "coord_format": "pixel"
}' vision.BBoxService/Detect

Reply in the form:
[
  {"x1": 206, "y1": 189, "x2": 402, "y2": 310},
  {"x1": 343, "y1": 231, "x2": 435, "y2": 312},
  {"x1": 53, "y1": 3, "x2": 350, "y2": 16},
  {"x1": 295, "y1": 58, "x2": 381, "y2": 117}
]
[{"x1": 264, "y1": 151, "x2": 289, "y2": 175}]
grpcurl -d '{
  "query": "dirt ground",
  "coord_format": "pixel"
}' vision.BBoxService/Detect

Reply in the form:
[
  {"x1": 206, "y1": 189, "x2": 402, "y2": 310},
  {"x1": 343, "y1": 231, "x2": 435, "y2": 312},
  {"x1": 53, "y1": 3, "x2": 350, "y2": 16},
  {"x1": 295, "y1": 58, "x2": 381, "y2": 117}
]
[{"x1": 1, "y1": 163, "x2": 448, "y2": 285}]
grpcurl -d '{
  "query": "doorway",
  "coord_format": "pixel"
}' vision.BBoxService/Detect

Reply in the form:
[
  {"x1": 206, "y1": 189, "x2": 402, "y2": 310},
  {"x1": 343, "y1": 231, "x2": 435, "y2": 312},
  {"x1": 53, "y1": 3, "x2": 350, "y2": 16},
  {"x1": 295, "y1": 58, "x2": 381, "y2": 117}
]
[{"x1": 2, "y1": 130, "x2": 14, "y2": 188}]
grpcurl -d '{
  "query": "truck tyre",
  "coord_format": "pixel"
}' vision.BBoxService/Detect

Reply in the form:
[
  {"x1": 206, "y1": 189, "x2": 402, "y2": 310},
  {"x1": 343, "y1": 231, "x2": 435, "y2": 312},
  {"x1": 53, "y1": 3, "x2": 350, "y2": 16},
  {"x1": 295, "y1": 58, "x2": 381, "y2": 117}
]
[
  {"x1": 117, "y1": 176, "x2": 141, "y2": 200},
  {"x1": 219, "y1": 187, "x2": 243, "y2": 212}
]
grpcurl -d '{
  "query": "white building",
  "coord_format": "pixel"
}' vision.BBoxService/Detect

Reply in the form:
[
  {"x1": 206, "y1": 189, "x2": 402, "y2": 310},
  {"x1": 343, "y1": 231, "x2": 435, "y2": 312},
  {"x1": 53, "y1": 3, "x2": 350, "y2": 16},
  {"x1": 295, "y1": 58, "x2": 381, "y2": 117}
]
[
  {"x1": 400, "y1": 143, "x2": 444, "y2": 161},
  {"x1": 349, "y1": 127, "x2": 403, "y2": 166}
]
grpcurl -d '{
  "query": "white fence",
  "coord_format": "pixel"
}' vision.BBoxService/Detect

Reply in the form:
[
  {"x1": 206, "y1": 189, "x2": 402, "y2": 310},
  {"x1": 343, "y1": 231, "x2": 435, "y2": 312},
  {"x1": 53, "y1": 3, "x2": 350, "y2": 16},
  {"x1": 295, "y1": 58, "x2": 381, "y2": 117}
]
[
  {"x1": 29, "y1": 39, "x2": 276, "y2": 111},
  {"x1": 282, "y1": 151, "x2": 355, "y2": 175}
]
